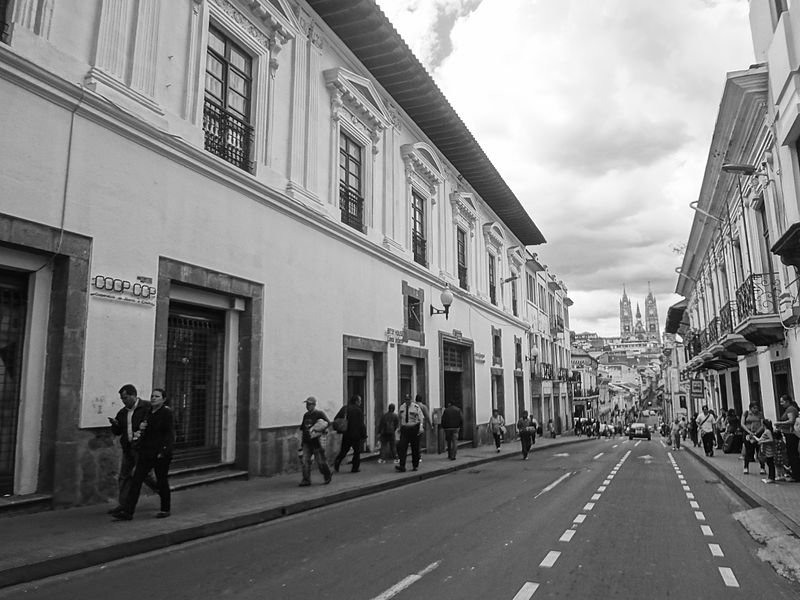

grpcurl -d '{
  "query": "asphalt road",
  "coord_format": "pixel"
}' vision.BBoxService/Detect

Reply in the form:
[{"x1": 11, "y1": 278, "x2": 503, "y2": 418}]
[{"x1": 5, "y1": 437, "x2": 800, "y2": 599}]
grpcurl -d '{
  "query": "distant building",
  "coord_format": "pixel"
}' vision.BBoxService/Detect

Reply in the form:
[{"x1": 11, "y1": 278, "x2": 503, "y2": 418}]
[{"x1": 619, "y1": 285, "x2": 661, "y2": 343}]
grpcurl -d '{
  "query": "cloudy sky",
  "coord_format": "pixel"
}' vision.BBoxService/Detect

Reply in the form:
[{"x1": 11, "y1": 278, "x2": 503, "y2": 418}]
[{"x1": 376, "y1": 0, "x2": 755, "y2": 337}]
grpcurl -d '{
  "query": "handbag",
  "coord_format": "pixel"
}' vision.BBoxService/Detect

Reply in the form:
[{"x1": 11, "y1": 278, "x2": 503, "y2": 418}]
[{"x1": 333, "y1": 411, "x2": 348, "y2": 434}]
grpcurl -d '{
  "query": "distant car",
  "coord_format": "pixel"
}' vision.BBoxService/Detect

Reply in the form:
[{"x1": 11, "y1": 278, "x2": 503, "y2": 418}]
[{"x1": 629, "y1": 423, "x2": 651, "y2": 441}]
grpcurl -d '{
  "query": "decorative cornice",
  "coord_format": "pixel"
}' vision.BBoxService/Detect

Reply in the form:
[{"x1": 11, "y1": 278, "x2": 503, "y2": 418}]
[
  {"x1": 450, "y1": 192, "x2": 477, "y2": 233},
  {"x1": 401, "y1": 143, "x2": 442, "y2": 198},
  {"x1": 483, "y1": 222, "x2": 505, "y2": 253},
  {"x1": 324, "y1": 67, "x2": 390, "y2": 135}
]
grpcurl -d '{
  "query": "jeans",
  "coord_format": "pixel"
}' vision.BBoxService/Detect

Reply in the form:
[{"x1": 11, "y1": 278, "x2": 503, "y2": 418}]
[
  {"x1": 379, "y1": 433, "x2": 396, "y2": 460},
  {"x1": 672, "y1": 433, "x2": 681, "y2": 449},
  {"x1": 301, "y1": 438, "x2": 331, "y2": 483},
  {"x1": 701, "y1": 431, "x2": 715, "y2": 456},
  {"x1": 492, "y1": 433, "x2": 502, "y2": 449},
  {"x1": 397, "y1": 425, "x2": 421, "y2": 469},
  {"x1": 520, "y1": 433, "x2": 533, "y2": 459},
  {"x1": 335, "y1": 436, "x2": 362, "y2": 472},
  {"x1": 444, "y1": 428, "x2": 459, "y2": 459},
  {"x1": 785, "y1": 433, "x2": 800, "y2": 480}
]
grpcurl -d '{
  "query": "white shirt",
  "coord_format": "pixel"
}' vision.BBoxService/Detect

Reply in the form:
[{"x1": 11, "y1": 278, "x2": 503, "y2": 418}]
[{"x1": 126, "y1": 398, "x2": 141, "y2": 440}]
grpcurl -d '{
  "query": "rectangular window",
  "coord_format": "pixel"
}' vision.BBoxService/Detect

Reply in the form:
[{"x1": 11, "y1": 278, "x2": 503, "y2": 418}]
[
  {"x1": 457, "y1": 228, "x2": 468, "y2": 290},
  {"x1": 0, "y1": 0, "x2": 11, "y2": 44},
  {"x1": 488, "y1": 254, "x2": 497, "y2": 305},
  {"x1": 526, "y1": 273, "x2": 535, "y2": 303},
  {"x1": 203, "y1": 27, "x2": 254, "y2": 172},
  {"x1": 515, "y1": 338, "x2": 522, "y2": 370},
  {"x1": 407, "y1": 296, "x2": 421, "y2": 332},
  {"x1": 411, "y1": 191, "x2": 426, "y2": 266},
  {"x1": 538, "y1": 284, "x2": 546, "y2": 308},
  {"x1": 402, "y1": 281, "x2": 424, "y2": 345},
  {"x1": 511, "y1": 280, "x2": 518, "y2": 317},
  {"x1": 492, "y1": 326, "x2": 502, "y2": 366},
  {"x1": 339, "y1": 133, "x2": 365, "y2": 232}
]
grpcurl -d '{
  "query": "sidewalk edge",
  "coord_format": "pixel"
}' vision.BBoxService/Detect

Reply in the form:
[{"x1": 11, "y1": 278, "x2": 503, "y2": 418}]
[{"x1": 0, "y1": 437, "x2": 590, "y2": 589}]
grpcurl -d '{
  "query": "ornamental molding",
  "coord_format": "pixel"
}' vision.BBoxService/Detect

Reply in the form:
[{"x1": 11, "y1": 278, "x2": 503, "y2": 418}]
[
  {"x1": 450, "y1": 192, "x2": 477, "y2": 235},
  {"x1": 507, "y1": 245, "x2": 525, "y2": 271},
  {"x1": 401, "y1": 142, "x2": 442, "y2": 199},
  {"x1": 210, "y1": 0, "x2": 297, "y2": 48},
  {"x1": 483, "y1": 222, "x2": 505, "y2": 253},
  {"x1": 325, "y1": 67, "x2": 391, "y2": 141}
]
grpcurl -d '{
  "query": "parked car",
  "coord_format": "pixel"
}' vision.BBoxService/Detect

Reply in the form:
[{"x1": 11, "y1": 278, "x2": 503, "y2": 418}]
[{"x1": 628, "y1": 423, "x2": 651, "y2": 441}]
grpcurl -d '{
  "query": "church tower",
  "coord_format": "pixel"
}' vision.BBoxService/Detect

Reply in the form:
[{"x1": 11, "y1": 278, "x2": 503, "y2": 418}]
[
  {"x1": 619, "y1": 285, "x2": 633, "y2": 338},
  {"x1": 645, "y1": 283, "x2": 661, "y2": 343}
]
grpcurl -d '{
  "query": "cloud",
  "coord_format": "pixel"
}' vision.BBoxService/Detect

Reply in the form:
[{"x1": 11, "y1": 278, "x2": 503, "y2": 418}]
[{"x1": 377, "y1": 0, "x2": 753, "y2": 336}]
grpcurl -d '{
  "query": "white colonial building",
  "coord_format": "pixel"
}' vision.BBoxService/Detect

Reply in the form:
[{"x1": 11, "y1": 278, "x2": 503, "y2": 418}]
[{"x1": 0, "y1": 0, "x2": 572, "y2": 507}]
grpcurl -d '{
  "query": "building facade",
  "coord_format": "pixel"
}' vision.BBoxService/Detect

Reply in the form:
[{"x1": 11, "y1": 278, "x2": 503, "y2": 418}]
[
  {"x1": 670, "y1": 1, "x2": 800, "y2": 423},
  {"x1": 0, "y1": 0, "x2": 575, "y2": 506}
]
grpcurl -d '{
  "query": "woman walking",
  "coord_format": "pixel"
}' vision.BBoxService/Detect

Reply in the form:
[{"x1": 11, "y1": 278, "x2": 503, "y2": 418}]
[
  {"x1": 488, "y1": 410, "x2": 506, "y2": 452},
  {"x1": 741, "y1": 402, "x2": 765, "y2": 475}
]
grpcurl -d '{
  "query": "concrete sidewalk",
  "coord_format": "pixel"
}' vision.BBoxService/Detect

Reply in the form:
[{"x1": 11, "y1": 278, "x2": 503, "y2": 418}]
[
  {"x1": 0, "y1": 435, "x2": 587, "y2": 589},
  {"x1": 668, "y1": 436, "x2": 800, "y2": 537}
]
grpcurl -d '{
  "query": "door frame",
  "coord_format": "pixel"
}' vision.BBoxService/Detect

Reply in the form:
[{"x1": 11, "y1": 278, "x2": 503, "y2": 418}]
[{"x1": 438, "y1": 332, "x2": 476, "y2": 444}]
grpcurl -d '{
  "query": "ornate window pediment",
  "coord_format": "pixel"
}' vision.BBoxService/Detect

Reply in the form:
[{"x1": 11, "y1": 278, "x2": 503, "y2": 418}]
[
  {"x1": 325, "y1": 67, "x2": 391, "y2": 151},
  {"x1": 451, "y1": 192, "x2": 477, "y2": 235},
  {"x1": 401, "y1": 143, "x2": 442, "y2": 198},
  {"x1": 507, "y1": 245, "x2": 525, "y2": 272},
  {"x1": 483, "y1": 222, "x2": 505, "y2": 254}
]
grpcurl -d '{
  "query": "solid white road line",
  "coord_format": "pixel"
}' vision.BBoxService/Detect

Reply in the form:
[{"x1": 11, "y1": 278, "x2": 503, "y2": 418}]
[
  {"x1": 709, "y1": 544, "x2": 724, "y2": 557},
  {"x1": 719, "y1": 567, "x2": 739, "y2": 587},
  {"x1": 540, "y1": 551, "x2": 561, "y2": 568},
  {"x1": 511, "y1": 582, "x2": 540, "y2": 600},
  {"x1": 701, "y1": 525, "x2": 714, "y2": 536},
  {"x1": 583, "y1": 502, "x2": 595, "y2": 511},
  {"x1": 573, "y1": 514, "x2": 586, "y2": 524},
  {"x1": 559, "y1": 529, "x2": 576, "y2": 542},
  {"x1": 533, "y1": 472, "x2": 572, "y2": 499},
  {"x1": 635, "y1": 441, "x2": 641, "y2": 446},
  {"x1": 690, "y1": 501, "x2": 700, "y2": 509},
  {"x1": 370, "y1": 561, "x2": 441, "y2": 600},
  {"x1": 593, "y1": 453, "x2": 604, "y2": 460},
  {"x1": 694, "y1": 511, "x2": 706, "y2": 521}
]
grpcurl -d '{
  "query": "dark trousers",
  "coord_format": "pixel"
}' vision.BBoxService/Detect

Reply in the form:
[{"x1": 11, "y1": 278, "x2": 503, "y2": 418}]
[
  {"x1": 743, "y1": 439, "x2": 764, "y2": 469},
  {"x1": 123, "y1": 454, "x2": 171, "y2": 515},
  {"x1": 492, "y1": 433, "x2": 502, "y2": 449},
  {"x1": 301, "y1": 438, "x2": 331, "y2": 483},
  {"x1": 117, "y1": 449, "x2": 157, "y2": 507},
  {"x1": 765, "y1": 456, "x2": 776, "y2": 480},
  {"x1": 335, "y1": 436, "x2": 362, "y2": 471},
  {"x1": 398, "y1": 425, "x2": 421, "y2": 469},
  {"x1": 785, "y1": 433, "x2": 800, "y2": 479},
  {"x1": 701, "y1": 431, "x2": 715, "y2": 456},
  {"x1": 444, "y1": 428, "x2": 459, "y2": 459},
  {"x1": 689, "y1": 429, "x2": 699, "y2": 447},
  {"x1": 520, "y1": 433, "x2": 533, "y2": 459},
  {"x1": 379, "y1": 434, "x2": 396, "y2": 460}
]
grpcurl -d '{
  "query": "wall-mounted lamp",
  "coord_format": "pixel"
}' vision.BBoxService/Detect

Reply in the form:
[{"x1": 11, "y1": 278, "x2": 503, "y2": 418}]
[
  {"x1": 675, "y1": 266, "x2": 698, "y2": 283},
  {"x1": 501, "y1": 274, "x2": 519, "y2": 285},
  {"x1": 525, "y1": 347, "x2": 539, "y2": 362},
  {"x1": 430, "y1": 285, "x2": 454, "y2": 319},
  {"x1": 721, "y1": 162, "x2": 768, "y2": 178},
  {"x1": 688, "y1": 200, "x2": 722, "y2": 222}
]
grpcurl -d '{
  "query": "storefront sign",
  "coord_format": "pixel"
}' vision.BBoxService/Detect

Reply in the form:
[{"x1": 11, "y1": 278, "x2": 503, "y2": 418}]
[
  {"x1": 474, "y1": 352, "x2": 486, "y2": 363},
  {"x1": 90, "y1": 274, "x2": 156, "y2": 306},
  {"x1": 690, "y1": 379, "x2": 704, "y2": 398},
  {"x1": 385, "y1": 327, "x2": 406, "y2": 345}
]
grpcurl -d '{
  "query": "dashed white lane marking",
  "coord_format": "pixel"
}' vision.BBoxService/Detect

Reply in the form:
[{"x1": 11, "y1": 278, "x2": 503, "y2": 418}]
[
  {"x1": 597, "y1": 486, "x2": 607, "y2": 492},
  {"x1": 539, "y1": 551, "x2": 561, "y2": 568},
  {"x1": 719, "y1": 567, "x2": 739, "y2": 587},
  {"x1": 511, "y1": 582, "x2": 540, "y2": 600},
  {"x1": 603, "y1": 480, "x2": 611, "y2": 485},
  {"x1": 593, "y1": 453, "x2": 604, "y2": 460},
  {"x1": 583, "y1": 502, "x2": 595, "y2": 511},
  {"x1": 701, "y1": 525, "x2": 714, "y2": 536},
  {"x1": 687, "y1": 492, "x2": 695, "y2": 499},
  {"x1": 635, "y1": 441, "x2": 642, "y2": 446},
  {"x1": 370, "y1": 561, "x2": 441, "y2": 600},
  {"x1": 573, "y1": 514, "x2": 586, "y2": 524},
  {"x1": 709, "y1": 544, "x2": 724, "y2": 557},
  {"x1": 690, "y1": 501, "x2": 700, "y2": 509},
  {"x1": 612, "y1": 444, "x2": 618, "y2": 448},
  {"x1": 533, "y1": 472, "x2": 572, "y2": 499},
  {"x1": 695, "y1": 511, "x2": 706, "y2": 521},
  {"x1": 591, "y1": 493, "x2": 601, "y2": 501},
  {"x1": 682, "y1": 485, "x2": 691, "y2": 491},
  {"x1": 559, "y1": 529, "x2": 576, "y2": 542}
]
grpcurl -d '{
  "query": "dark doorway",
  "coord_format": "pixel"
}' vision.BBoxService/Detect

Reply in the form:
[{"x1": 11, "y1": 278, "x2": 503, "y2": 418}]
[
  {"x1": 444, "y1": 371, "x2": 463, "y2": 438},
  {"x1": 0, "y1": 270, "x2": 27, "y2": 495},
  {"x1": 442, "y1": 340, "x2": 474, "y2": 441},
  {"x1": 719, "y1": 375, "x2": 729, "y2": 412},
  {"x1": 747, "y1": 366, "x2": 761, "y2": 411},
  {"x1": 347, "y1": 359, "x2": 368, "y2": 403},
  {"x1": 515, "y1": 375, "x2": 524, "y2": 418},
  {"x1": 399, "y1": 364, "x2": 413, "y2": 402},
  {"x1": 731, "y1": 370, "x2": 742, "y2": 415},
  {"x1": 772, "y1": 360, "x2": 793, "y2": 418},
  {"x1": 166, "y1": 302, "x2": 225, "y2": 467}
]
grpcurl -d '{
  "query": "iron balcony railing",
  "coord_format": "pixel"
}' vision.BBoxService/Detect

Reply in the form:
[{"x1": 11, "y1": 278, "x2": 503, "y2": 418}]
[
  {"x1": 412, "y1": 231, "x2": 427, "y2": 266},
  {"x1": 558, "y1": 367, "x2": 570, "y2": 381},
  {"x1": 540, "y1": 362, "x2": 554, "y2": 379},
  {"x1": 489, "y1": 284, "x2": 496, "y2": 305},
  {"x1": 719, "y1": 301, "x2": 737, "y2": 336},
  {"x1": 339, "y1": 183, "x2": 365, "y2": 232},
  {"x1": 550, "y1": 315, "x2": 564, "y2": 334},
  {"x1": 458, "y1": 264, "x2": 468, "y2": 290},
  {"x1": 707, "y1": 317, "x2": 719, "y2": 345},
  {"x1": 699, "y1": 327, "x2": 709, "y2": 351},
  {"x1": 203, "y1": 99, "x2": 254, "y2": 173},
  {"x1": 686, "y1": 330, "x2": 702, "y2": 359},
  {"x1": 737, "y1": 273, "x2": 780, "y2": 321}
]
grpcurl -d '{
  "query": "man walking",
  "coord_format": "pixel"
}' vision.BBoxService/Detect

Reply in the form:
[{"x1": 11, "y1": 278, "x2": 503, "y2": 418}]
[
  {"x1": 440, "y1": 401, "x2": 463, "y2": 460},
  {"x1": 298, "y1": 397, "x2": 332, "y2": 486},
  {"x1": 396, "y1": 394, "x2": 424, "y2": 472},
  {"x1": 334, "y1": 395, "x2": 367, "y2": 473},
  {"x1": 696, "y1": 405, "x2": 716, "y2": 457}
]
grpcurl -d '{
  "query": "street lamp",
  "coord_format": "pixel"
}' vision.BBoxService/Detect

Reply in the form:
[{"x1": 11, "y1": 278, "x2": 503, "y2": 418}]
[{"x1": 430, "y1": 285, "x2": 454, "y2": 319}]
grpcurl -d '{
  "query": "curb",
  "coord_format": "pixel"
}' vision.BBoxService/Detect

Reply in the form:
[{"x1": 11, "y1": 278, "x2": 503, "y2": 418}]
[
  {"x1": 0, "y1": 437, "x2": 590, "y2": 589},
  {"x1": 683, "y1": 448, "x2": 800, "y2": 539}
]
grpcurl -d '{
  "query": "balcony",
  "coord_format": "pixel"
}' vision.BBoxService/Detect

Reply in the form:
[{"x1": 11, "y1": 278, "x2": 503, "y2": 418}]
[
  {"x1": 457, "y1": 264, "x2": 468, "y2": 290},
  {"x1": 203, "y1": 99, "x2": 254, "y2": 173},
  {"x1": 558, "y1": 367, "x2": 570, "y2": 381},
  {"x1": 412, "y1": 231, "x2": 427, "y2": 266},
  {"x1": 735, "y1": 273, "x2": 784, "y2": 346},
  {"x1": 719, "y1": 300, "x2": 755, "y2": 356},
  {"x1": 339, "y1": 184, "x2": 365, "y2": 233},
  {"x1": 550, "y1": 315, "x2": 564, "y2": 335},
  {"x1": 707, "y1": 317, "x2": 719, "y2": 345},
  {"x1": 540, "y1": 362, "x2": 554, "y2": 380}
]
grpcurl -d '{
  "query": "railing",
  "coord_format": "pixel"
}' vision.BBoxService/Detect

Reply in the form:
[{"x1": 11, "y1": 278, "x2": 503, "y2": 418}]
[
  {"x1": 339, "y1": 184, "x2": 365, "y2": 232},
  {"x1": 558, "y1": 367, "x2": 570, "y2": 381},
  {"x1": 707, "y1": 317, "x2": 719, "y2": 345},
  {"x1": 489, "y1": 284, "x2": 496, "y2": 305},
  {"x1": 412, "y1": 231, "x2": 427, "y2": 266},
  {"x1": 737, "y1": 273, "x2": 780, "y2": 321},
  {"x1": 575, "y1": 388, "x2": 599, "y2": 398},
  {"x1": 457, "y1": 264, "x2": 468, "y2": 290},
  {"x1": 719, "y1": 301, "x2": 737, "y2": 336},
  {"x1": 699, "y1": 328, "x2": 709, "y2": 351},
  {"x1": 203, "y1": 99, "x2": 254, "y2": 173},
  {"x1": 540, "y1": 362, "x2": 553, "y2": 379},
  {"x1": 550, "y1": 315, "x2": 564, "y2": 334}
]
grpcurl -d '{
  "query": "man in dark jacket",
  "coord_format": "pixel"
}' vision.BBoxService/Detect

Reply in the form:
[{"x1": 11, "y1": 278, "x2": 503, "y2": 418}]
[
  {"x1": 334, "y1": 395, "x2": 367, "y2": 473},
  {"x1": 440, "y1": 402, "x2": 463, "y2": 460},
  {"x1": 108, "y1": 384, "x2": 153, "y2": 514}
]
